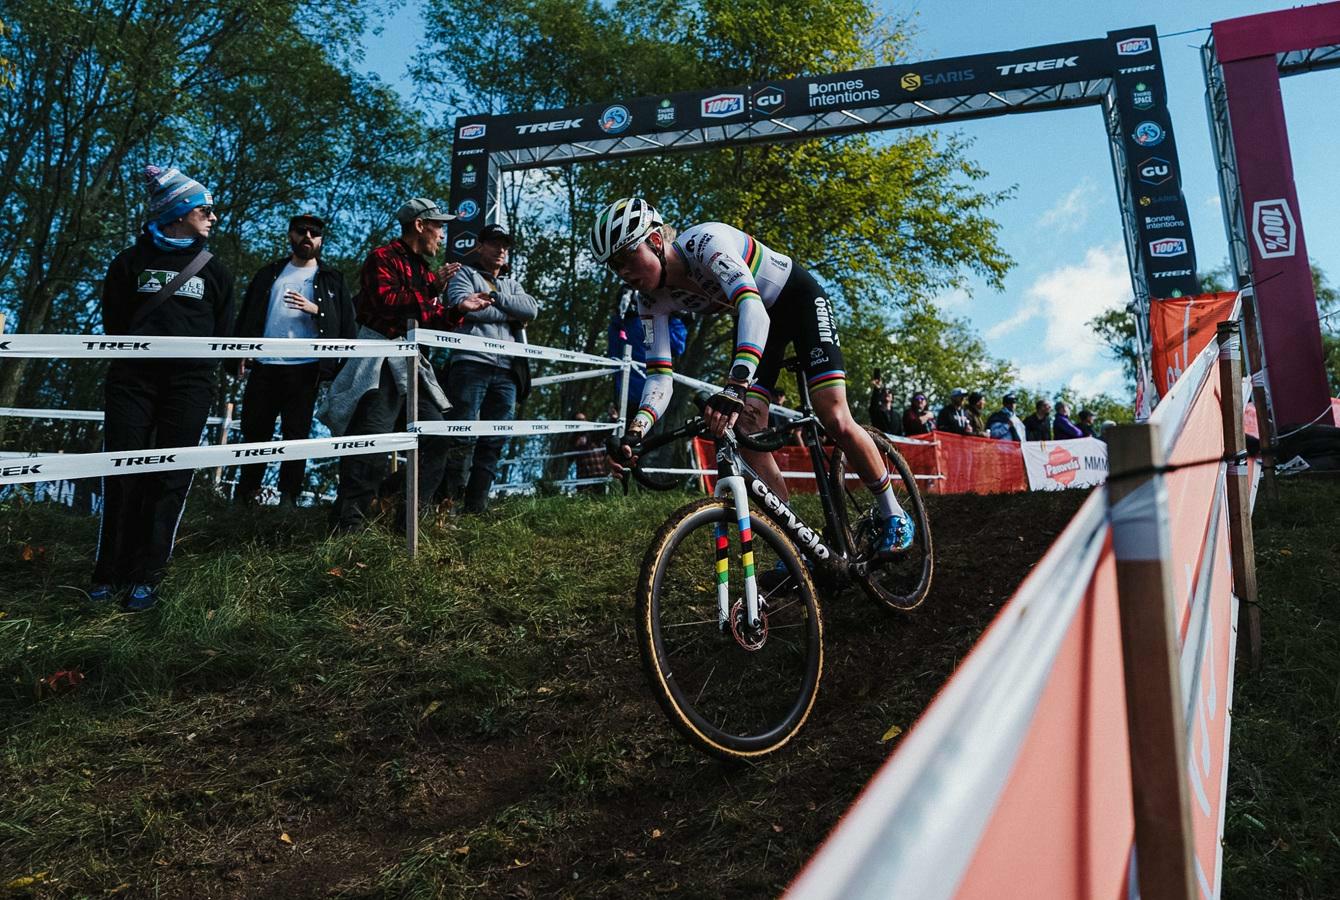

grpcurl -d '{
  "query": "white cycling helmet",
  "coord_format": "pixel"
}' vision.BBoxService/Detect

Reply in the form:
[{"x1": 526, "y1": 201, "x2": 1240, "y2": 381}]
[{"x1": 591, "y1": 197, "x2": 663, "y2": 264}]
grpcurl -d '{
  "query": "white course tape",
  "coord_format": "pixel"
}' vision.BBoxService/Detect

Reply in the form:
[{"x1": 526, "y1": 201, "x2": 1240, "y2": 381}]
[
  {"x1": 414, "y1": 327, "x2": 620, "y2": 368},
  {"x1": 0, "y1": 334, "x2": 417, "y2": 359},
  {"x1": 0, "y1": 432, "x2": 416, "y2": 485},
  {"x1": 530, "y1": 367, "x2": 623, "y2": 387},
  {"x1": 0, "y1": 406, "x2": 230, "y2": 426},
  {"x1": 414, "y1": 419, "x2": 621, "y2": 438}
]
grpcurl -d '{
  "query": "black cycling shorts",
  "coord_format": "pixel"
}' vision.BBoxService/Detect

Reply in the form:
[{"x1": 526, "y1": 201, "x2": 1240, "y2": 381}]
[{"x1": 737, "y1": 264, "x2": 846, "y2": 403}]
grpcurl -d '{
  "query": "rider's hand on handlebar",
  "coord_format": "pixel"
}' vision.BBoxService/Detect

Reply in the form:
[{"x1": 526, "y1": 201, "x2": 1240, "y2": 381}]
[
  {"x1": 606, "y1": 431, "x2": 642, "y2": 471},
  {"x1": 704, "y1": 381, "x2": 748, "y2": 437}
]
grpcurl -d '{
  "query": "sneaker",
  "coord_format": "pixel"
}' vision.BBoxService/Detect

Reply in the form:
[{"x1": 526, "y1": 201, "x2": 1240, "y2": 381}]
[
  {"x1": 873, "y1": 511, "x2": 915, "y2": 556},
  {"x1": 88, "y1": 583, "x2": 117, "y2": 604},
  {"x1": 123, "y1": 584, "x2": 160, "y2": 613}
]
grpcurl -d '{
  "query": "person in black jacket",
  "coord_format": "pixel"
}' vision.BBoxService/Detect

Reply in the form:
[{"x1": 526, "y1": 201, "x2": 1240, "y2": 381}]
[
  {"x1": 91, "y1": 165, "x2": 234, "y2": 612},
  {"x1": 232, "y1": 213, "x2": 355, "y2": 505}
]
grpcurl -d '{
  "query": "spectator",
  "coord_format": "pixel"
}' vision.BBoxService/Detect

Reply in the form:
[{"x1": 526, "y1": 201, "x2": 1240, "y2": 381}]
[
  {"x1": 867, "y1": 370, "x2": 884, "y2": 425},
  {"x1": 90, "y1": 165, "x2": 234, "y2": 612},
  {"x1": 870, "y1": 388, "x2": 896, "y2": 434},
  {"x1": 323, "y1": 198, "x2": 487, "y2": 532},
  {"x1": 1023, "y1": 399, "x2": 1053, "y2": 442},
  {"x1": 607, "y1": 287, "x2": 686, "y2": 422},
  {"x1": 440, "y1": 223, "x2": 539, "y2": 514},
  {"x1": 1077, "y1": 409, "x2": 1096, "y2": 437},
  {"x1": 1100, "y1": 419, "x2": 1117, "y2": 441},
  {"x1": 986, "y1": 393, "x2": 1023, "y2": 441},
  {"x1": 1053, "y1": 401, "x2": 1083, "y2": 439},
  {"x1": 902, "y1": 392, "x2": 934, "y2": 435},
  {"x1": 964, "y1": 391, "x2": 989, "y2": 437},
  {"x1": 571, "y1": 412, "x2": 610, "y2": 493},
  {"x1": 935, "y1": 387, "x2": 972, "y2": 435},
  {"x1": 233, "y1": 213, "x2": 355, "y2": 507}
]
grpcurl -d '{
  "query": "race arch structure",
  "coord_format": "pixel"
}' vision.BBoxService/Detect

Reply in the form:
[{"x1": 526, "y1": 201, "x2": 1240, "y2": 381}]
[
  {"x1": 1203, "y1": 2, "x2": 1340, "y2": 430},
  {"x1": 449, "y1": 27, "x2": 1201, "y2": 339}
]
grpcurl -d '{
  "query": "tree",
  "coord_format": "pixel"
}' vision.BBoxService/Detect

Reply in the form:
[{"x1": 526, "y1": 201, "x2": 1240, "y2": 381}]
[{"x1": 0, "y1": 0, "x2": 441, "y2": 425}]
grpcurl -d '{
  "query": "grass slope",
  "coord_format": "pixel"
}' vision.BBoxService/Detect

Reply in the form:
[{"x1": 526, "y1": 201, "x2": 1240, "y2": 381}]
[
  {"x1": 1223, "y1": 478, "x2": 1340, "y2": 900},
  {"x1": 0, "y1": 487, "x2": 1083, "y2": 898}
]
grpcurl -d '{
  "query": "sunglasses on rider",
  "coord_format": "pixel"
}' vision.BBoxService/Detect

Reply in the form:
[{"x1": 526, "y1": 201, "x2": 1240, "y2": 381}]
[
  {"x1": 607, "y1": 241, "x2": 643, "y2": 270},
  {"x1": 291, "y1": 225, "x2": 323, "y2": 238}
]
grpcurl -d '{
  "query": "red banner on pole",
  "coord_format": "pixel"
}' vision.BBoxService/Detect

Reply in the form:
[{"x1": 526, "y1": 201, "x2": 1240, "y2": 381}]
[{"x1": 1150, "y1": 292, "x2": 1239, "y2": 397}]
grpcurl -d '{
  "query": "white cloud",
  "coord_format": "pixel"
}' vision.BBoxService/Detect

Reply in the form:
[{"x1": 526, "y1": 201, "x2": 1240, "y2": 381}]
[
  {"x1": 1036, "y1": 178, "x2": 1098, "y2": 233},
  {"x1": 930, "y1": 286, "x2": 972, "y2": 312},
  {"x1": 1006, "y1": 243, "x2": 1132, "y2": 390},
  {"x1": 1204, "y1": 194, "x2": 1222, "y2": 211}
]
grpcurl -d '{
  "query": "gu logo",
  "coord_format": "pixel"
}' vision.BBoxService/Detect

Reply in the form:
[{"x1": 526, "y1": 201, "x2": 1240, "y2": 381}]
[{"x1": 1251, "y1": 198, "x2": 1297, "y2": 259}]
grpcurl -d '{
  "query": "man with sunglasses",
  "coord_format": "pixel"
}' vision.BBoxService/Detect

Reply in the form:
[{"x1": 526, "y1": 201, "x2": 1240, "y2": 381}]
[{"x1": 232, "y1": 212, "x2": 355, "y2": 506}]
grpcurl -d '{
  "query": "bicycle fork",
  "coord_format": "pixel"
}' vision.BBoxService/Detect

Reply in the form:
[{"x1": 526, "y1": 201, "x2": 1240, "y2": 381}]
[{"x1": 713, "y1": 475, "x2": 761, "y2": 631}]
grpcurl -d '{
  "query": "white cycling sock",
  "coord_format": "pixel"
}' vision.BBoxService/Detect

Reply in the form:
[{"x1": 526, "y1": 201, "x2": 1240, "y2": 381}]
[{"x1": 865, "y1": 470, "x2": 907, "y2": 519}]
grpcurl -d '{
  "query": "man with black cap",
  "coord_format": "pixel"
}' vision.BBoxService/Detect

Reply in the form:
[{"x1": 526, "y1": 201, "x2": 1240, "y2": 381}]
[
  {"x1": 440, "y1": 222, "x2": 538, "y2": 514},
  {"x1": 232, "y1": 213, "x2": 355, "y2": 506},
  {"x1": 323, "y1": 198, "x2": 493, "y2": 531},
  {"x1": 987, "y1": 393, "x2": 1024, "y2": 441},
  {"x1": 935, "y1": 387, "x2": 972, "y2": 435}
]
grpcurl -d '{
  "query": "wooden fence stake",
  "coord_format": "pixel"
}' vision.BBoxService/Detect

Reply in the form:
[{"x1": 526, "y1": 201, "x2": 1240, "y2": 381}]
[
  {"x1": 1217, "y1": 321, "x2": 1261, "y2": 671},
  {"x1": 1106, "y1": 423, "x2": 1197, "y2": 900}
]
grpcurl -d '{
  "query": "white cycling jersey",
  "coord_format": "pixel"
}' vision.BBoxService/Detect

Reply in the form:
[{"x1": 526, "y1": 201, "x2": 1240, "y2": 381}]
[{"x1": 633, "y1": 222, "x2": 792, "y2": 431}]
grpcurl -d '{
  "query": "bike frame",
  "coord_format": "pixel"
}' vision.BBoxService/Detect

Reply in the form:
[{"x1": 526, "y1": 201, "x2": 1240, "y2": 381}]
[{"x1": 710, "y1": 375, "x2": 857, "y2": 629}]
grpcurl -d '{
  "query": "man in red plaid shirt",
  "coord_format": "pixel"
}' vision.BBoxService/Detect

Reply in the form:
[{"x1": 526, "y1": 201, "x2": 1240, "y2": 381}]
[{"x1": 327, "y1": 198, "x2": 492, "y2": 532}]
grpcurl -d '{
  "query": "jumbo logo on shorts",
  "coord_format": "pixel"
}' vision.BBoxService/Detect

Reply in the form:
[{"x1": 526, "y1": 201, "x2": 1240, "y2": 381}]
[{"x1": 137, "y1": 270, "x2": 205, "y2": 300}]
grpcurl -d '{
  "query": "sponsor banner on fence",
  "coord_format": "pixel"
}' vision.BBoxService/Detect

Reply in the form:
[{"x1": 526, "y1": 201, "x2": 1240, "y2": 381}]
[
  {"x1": 1150, "y1": 291, "x2": 1240, "y2": 396},
  {"x1": 1021, "y1": 438, "x2": 1108, "y2": 491},
  {"x1": 0, "y1": 433, "x2": 417, "y2": 486},
  {"x1": 415, "y1": 419, "x2": 620, "y2": 438},
  {"x1": 0, "y1": 335, "x2": 416, "y2": 359}
]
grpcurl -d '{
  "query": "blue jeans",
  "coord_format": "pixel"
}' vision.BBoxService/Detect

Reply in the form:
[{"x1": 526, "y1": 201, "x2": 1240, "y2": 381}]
[{"x1": 441, "y1": 359, "x2": 517, "y2": 512}]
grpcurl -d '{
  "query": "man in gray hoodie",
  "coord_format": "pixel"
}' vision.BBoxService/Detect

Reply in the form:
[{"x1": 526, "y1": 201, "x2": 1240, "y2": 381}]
[{"x1": 441, "y1": 224, "x2": 539, "y2": 513}]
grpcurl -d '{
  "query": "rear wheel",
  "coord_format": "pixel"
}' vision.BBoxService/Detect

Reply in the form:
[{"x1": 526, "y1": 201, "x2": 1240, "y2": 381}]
[
  {"x1": 637, "y1": 498, "x2": 823, "y2": 760},
  {"x1": 830, "y1": 427, "x2": 934, "y2": 610}
]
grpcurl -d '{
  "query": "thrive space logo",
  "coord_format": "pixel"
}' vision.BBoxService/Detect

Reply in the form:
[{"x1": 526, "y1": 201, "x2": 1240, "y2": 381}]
[{"x1": 1252, "y1": 199, "x2": 1297, "y2": 259}]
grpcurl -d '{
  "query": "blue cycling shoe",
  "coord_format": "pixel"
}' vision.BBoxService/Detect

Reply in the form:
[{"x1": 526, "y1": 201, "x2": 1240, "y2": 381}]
[
  {"x1": 88, "y1": 583, "x2": 118, "y2": 604},
  {"x1": 123, "y1": 584, "x2": 160, "y2": 613},
  {"x1": 873, "y1": 511, "x2": 915, "y2": 557}
]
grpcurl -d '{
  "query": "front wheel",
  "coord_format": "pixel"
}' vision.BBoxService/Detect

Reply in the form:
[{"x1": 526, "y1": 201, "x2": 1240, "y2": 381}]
[
  {"x1": 830, "y1": 427, "x2": 934, "y2": 611},
  {"x1": 637, "y1": 498, "x2": 823, "y2": 760}
]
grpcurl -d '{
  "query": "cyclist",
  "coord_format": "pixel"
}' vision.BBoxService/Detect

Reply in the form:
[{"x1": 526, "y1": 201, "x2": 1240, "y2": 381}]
[{"x1": 594, "y1": 197, "x2": 914, "y2": 555}]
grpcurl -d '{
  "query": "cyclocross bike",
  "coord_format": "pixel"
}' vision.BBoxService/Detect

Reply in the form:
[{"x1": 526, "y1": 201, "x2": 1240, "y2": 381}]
[{"x1": 620, "y1": 358, "x2": 934, "y2": 760}]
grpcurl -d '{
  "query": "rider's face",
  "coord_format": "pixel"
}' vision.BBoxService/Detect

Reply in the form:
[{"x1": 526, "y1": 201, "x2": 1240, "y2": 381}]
[{"x1": 612, "y1": 238, "x2": 660, "y2": 292}]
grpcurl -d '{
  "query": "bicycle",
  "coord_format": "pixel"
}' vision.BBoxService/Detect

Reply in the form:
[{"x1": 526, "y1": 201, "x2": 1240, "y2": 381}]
[{"x1": 619, "y1": 359, "x2": 934, "y2": 760}]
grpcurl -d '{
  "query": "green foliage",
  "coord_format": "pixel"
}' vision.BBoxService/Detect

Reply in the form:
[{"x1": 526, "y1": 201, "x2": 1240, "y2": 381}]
[{"x1": 0, "y1": 0, "x2": 439, "y2": 416}]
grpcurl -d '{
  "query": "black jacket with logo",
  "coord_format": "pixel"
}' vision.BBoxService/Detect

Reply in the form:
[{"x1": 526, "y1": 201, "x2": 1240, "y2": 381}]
[
  {"x1": 234, "y1": 257, "x2": 356, "y2": 377},
  {"x1": 101, "y1": 231, "x2": 235, "y2": 341}
]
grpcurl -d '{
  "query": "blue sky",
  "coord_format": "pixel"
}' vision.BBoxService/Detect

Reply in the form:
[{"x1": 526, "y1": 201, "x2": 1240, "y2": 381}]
[{"x1": 360, "y1": 0, "x2": 1339, "y2": 400}]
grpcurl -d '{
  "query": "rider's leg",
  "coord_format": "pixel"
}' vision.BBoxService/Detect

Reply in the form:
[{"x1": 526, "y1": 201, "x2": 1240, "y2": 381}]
[
  {"x1": 738, "y1": 392, "x2": 789, "y2": 500},
  {"x1": 810, "y1": 381, "x2": 907, "y2": 519}
]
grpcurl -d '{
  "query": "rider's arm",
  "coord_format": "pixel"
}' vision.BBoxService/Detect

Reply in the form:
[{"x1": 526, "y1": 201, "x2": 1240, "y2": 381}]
[
  {"x1": 708, "y1": 251, "x2": 769, "y2": 385},
  {"x1": 631, "y1": 310, "x2": 674, "y2": 434}
]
